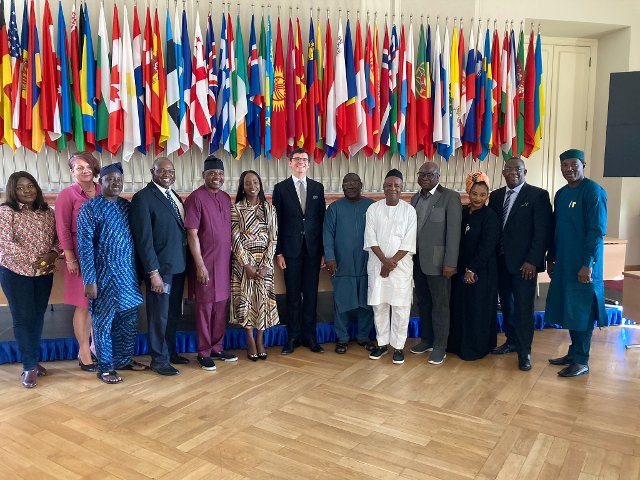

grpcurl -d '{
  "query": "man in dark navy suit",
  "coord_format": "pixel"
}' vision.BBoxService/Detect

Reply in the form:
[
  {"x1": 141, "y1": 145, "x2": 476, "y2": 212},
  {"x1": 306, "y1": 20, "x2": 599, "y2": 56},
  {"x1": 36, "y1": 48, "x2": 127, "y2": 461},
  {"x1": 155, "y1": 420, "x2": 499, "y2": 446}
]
[
  {"x1": 488, "y1": 157, "x2": 553, "y2": 371},
  {"x1": 272, "y1": 148, "x2": 326, "y2": 355},
  {"x1": 130, "y1": 158, "x2": 188, "y2": 376}
]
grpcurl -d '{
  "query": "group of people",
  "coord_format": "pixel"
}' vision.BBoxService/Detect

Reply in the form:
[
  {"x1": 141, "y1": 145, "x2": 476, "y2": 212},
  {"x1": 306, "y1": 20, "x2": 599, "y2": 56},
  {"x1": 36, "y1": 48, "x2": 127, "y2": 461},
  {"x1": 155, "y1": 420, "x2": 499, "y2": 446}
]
[
  {"x1": 0, "y1": 146, "x2": 607, "y2": 388},
  {"x1": 325, "y1": 148, "x2": 606, "y2": 379}
]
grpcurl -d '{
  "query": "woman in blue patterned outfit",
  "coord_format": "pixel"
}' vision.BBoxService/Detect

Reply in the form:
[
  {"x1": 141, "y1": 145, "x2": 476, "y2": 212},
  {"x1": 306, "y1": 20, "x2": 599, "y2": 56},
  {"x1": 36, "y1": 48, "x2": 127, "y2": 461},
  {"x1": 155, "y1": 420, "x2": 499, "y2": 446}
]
[{"x1": 77, "y1": 164, "x2": 144, "y2": 384}]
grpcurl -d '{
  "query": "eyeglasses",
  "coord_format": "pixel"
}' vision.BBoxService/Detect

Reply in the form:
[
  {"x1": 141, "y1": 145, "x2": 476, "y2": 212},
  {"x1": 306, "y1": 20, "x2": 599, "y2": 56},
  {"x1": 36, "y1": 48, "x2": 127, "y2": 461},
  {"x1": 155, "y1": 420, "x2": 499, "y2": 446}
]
[
  {"x1": 155, "y1": 168, "x2": 176, "y2": 175},
  {"x1": 417, "y1": 172, "x2": 439, "y2": 178},
  {"x1": 291, "y1": 157, "x2": 309, "y2": 163},
  {"x1": 16, "y1": 184, "x2": 36, "y2": 192},
  {"x1": 73, "y1": 165, "x2": 93, "y2": 172},
  {"x1": 503, "y1": 167, "x2": 524, "y2": 173}
]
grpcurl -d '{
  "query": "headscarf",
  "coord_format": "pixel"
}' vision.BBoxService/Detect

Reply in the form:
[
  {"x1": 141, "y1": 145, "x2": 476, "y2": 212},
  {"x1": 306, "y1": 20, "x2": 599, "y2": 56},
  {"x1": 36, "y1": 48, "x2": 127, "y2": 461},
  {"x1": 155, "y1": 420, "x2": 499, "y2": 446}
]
[{"x1": 465, "y1": 171, "x2": 491, "y2": 194}]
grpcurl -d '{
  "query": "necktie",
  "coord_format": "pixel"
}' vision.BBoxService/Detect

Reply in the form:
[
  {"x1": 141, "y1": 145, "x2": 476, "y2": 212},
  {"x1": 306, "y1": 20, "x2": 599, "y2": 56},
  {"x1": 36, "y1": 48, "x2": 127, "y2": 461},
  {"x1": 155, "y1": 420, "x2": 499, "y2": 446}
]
[
  {"x1": 165, "y1": 189, "x2": 184, "y2": 228},
  {"x1": 502, "y1": 190, "x2": 514, "y2": 227},
  {"x1": 297, "y1": 180, "x2": 306, "y2": 214}
]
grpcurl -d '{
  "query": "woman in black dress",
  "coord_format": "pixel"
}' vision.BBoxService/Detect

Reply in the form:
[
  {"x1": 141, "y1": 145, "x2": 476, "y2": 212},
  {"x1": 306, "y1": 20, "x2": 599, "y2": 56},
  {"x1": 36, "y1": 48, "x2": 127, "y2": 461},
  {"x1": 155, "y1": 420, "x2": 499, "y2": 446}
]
[{"x1": 448, "y1": 172, "x2": 500, "y2": 360}]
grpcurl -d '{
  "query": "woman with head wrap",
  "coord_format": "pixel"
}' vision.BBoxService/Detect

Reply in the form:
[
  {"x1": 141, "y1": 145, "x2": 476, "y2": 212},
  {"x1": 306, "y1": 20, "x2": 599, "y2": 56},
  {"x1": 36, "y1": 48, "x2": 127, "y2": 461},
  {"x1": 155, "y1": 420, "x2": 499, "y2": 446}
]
[{"x1": 447, "y1": 172, "x2": 500, "y2": 360}]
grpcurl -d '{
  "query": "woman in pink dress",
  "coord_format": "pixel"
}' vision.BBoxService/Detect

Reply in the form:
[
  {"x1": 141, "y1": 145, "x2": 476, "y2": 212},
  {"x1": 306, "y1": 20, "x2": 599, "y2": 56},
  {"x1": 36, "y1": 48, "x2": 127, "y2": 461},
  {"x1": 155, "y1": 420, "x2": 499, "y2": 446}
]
[{"x1": 55, "y1": 152, "x2": 101, "y2": 371}]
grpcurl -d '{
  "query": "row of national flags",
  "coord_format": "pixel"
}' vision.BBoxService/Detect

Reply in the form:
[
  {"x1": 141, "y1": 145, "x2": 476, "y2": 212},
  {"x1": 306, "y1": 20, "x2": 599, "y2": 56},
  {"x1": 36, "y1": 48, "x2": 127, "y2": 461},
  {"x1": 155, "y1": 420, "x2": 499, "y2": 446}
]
[{"x1": 0, "y1": 1, "x2": 544, "y2": 162}]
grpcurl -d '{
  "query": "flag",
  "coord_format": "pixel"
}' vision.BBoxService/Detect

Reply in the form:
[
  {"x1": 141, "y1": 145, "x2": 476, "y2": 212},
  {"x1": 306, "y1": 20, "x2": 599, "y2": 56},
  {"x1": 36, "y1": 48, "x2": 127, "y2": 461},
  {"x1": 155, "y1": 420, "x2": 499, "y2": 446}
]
[
  {"x1": 142, "y1": 7, "x2": 153, "y2": 151},
  {"x1": 334, "y1": 18, "x2": 348, "y2": 157},
  {"x1": 258, "y1": 16, "x2": 266, "y2": 152},
  {"x1": 270, "y1": 17, "x2": 285, "y2": 158},
  {"x1": 461, "y1": 26, "x2": 476, "y2": 157},
  {"x1": 233, "y1": 14, "x2": 248, "y2": 158},
  {"x1": 479, "y1": 27, "x2": 493, "y2": 160},
  {"x1": 263, "y1": 15, "x2": 274, "y2": 158},
  {"x1": 179, "y1": 9, "x2": 192, "y2": 153},
  {"x1": 388, "y1": 24, "x2": 399, "y2": 156},
  {"x1": 450, "y1": 25, "x2": 461, "y2": 154},
  {"x1": 405, "y1": 22, "x2": 418, "y2": 158},
  {"x1": 324, "y1": 17, "x2": 338, "y2": 158},
  {"x1": 396, "y1": 25, "x2": 406, "y2": 157},
  {"x1": 247, "y1": 14, "x2": 262, "y2": 157},
  {"x1": 95, "y1": 2, "x2": 110, "y2": 151},
  {"x1": 490, "y1": 27, "x2": 502, "y2": 156},
  {"x1": 22, "y1": 0, "x2": 43, "y2": 152},
  {"x1": 41, "y1": 0, "x2": 60, "y2": 150},
  {"x1": 416, "y1": 24, "x2": 431, "y2": 157},
  {"x1": 437, "y1": 25, "x2": 452, "y2": 160},
  {"x1": 120, "y1": 5, "x2": 141, "y2": 161},
  {"x1": 132, "y1": 6, "x2": 146, "y2": 154},
  {"x1": 522, "y1": 29, "x2": 535, "y2": 157},
  {"x1": 190, "y1": 12, "x2": 211, "y2": 151},
  {"x1": 533, "y1": 31, "x2": 544, "y2": 153},
  {"x1": 285, "y1": 18, "x2": 294, "y2": 149},
  {"x1": 314, "y1": 16, "x2": 324, "y2": 162},
  {"x1": 80, "y1": 3, "x2": 96, "y2": 151},
  {"x1": 165, "y1": 6, "x2": 180, "y2": 155},
  {"x1": 501, "y1": 29, "x2": 516, "y2": 157},
  {"x1": 349, "y1": 19, "x2": 367, "y2": 157},
  {"x1": 293, "y1": 18, "x2": 306, "y2": 149},
  {"x1": 304, "y1": 18, "x2": 317, "y2": 157},
  {"x1": 153, "y1": 9, "x2": 170, "y2": 153},
  {"x1": 68, "y1": 4, "x2": 83, "y2": 150},
  {"x1": 226, "y1": 13, "x2": 237, "y2": 156},
  {"x1": 106, "y1": 4, "x2": 122, "y2": 155},
  {"x1": 205, "y1": 11, "x2": 218, "y2": 153},
  {"x1": 459, "y1": 25, "x2": 467, "y2": 137},
  {"x1": 0, "y1": 0, "x2": 14, "y2": 150},
  {"x1": 341, "y1": 19, "x2": 357, "y2": 155},
  {"x1": 378, "y1": 24, "x2": 390, "y2": 159},
  {"x1": 431, "y1": 24, "x2": 442, "y2": 146},
  {"x1": 262, "y1": 15, "x2": 273, "y2": 158},
  {"x1": 371, "y1": 23, "x2": 381, "y2": 156},
  {"x1": 216, "y1": 13, "x2": 231, "y2": 154},
  {"x1": 56, "y1": 0, "x2": 71, "y2": 151},
  {"x1": 514, "y1": 26, "x2": 525, "y2": 156},
  {"x1": 363, "y1": 22, "x2": 376, "y2": 157}
]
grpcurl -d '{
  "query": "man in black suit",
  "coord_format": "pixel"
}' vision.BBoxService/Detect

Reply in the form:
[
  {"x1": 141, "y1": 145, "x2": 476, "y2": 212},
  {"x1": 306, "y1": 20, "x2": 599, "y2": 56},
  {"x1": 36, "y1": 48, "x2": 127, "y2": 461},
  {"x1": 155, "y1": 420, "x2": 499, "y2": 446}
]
[
  {"x1": 130, "y1": 157, "x2": 189, "y2": 376},
  {"x1": 488, "y1": 157, "x2": 552, "y2": 371},
  {"x1": 272, "y1": 148, "x2": 326, "y2": 355}
]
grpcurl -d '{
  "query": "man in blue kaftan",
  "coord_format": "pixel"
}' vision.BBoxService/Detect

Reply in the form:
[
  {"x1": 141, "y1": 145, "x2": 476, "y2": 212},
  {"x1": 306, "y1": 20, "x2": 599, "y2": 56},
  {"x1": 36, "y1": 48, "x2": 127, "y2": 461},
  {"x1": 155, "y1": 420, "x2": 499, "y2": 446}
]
[
  {"x1": 77, "y1": 163, "x2": 144, "y2": 384},
  {"x1": 323, "y1": 173, "x2": 375, "y2": 354},
  {"x1": 545, "y1": 149, "x2": 607, "y2": 378}
]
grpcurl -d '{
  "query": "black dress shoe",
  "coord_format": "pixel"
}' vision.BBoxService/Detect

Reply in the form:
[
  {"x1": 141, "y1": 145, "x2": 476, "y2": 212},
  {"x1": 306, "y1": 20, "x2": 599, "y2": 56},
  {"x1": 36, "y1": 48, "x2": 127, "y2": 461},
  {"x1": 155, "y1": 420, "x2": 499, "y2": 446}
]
[
  {"x1": 281, "y1": 340, "x2": 295, "y2": 355},
  {"x1": 151, "y1": 364, "x2": 180, "y2": 376},
  {"x1": 492, "y1": 342, "x2": 517, "y2": 355},
  {"x1": 309, "y1": 343, "x2": 324, "y2": 353},
  {"x1": 558, "y1": 363, "x2": 589, "y2": 377},
  {"x1": 518, "y1": 353, "x2": 532, "y2": 371},
  {"x1": 79, "y1": 359, "x2": 97, "y2": 372},
  {"x1": 548, "y1": 355, "x2": 573, "y2": 366},
  {"x1": 170, "y1": 354, "x2": 190, "y2": 364}
]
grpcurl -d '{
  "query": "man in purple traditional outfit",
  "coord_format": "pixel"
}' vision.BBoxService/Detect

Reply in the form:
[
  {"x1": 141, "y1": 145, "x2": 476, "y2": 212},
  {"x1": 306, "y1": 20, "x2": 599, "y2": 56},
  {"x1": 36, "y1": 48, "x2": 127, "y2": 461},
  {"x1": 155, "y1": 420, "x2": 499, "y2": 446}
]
[{"x1": 185, "y1": 156, "x2": 237, "y2": 370}]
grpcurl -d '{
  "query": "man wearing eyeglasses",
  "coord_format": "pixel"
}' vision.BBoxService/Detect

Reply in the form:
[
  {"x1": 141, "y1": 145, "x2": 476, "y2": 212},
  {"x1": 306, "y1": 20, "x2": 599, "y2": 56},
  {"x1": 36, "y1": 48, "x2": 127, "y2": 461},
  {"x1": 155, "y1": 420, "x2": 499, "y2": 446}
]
[
  {"x1": 130, "y1": 157, "x2": 188, "y2": 376},
  {"x1": 272, "y1": 148, "x2": 326, "y2": 355},
  {"x1": 410, "y1": 162, "x2": 462, "y2": 365},
  {"x1": 488, "y1": 157, "x2": 552, "y2": 371}
]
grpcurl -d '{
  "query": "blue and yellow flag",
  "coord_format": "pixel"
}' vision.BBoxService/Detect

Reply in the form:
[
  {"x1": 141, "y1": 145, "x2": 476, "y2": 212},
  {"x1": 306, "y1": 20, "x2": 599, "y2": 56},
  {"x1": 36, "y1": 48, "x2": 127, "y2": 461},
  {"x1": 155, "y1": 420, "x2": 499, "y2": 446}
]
[{"x1": 80, "y1": 3, "x2": 96, "y2": 149}]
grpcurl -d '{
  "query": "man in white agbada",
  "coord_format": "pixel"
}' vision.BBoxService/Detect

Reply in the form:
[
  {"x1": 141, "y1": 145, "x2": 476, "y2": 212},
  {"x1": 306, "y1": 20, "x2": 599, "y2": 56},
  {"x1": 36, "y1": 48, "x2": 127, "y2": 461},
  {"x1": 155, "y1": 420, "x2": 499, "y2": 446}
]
[{"x1": 364, "y1": 169, "x2": 417, "y2": 365}]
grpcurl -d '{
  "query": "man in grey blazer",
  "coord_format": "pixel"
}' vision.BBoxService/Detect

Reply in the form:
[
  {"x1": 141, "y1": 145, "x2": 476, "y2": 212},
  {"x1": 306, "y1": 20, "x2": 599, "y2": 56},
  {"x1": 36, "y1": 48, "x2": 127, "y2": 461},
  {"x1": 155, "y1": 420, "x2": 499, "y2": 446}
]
[{"x1": 410, "y1": 161, "x2": 462, "y2": 365}]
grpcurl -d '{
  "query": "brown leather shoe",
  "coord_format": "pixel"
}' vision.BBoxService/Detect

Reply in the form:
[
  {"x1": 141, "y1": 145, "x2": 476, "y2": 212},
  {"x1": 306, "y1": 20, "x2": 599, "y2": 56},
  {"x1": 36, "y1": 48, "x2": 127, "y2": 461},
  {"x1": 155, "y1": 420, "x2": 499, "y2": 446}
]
[
  {"x1": 22, "y1": 369, "x2": 37, "y2": 388},
  {"x1": 36, "y1": 364, "x2": 48, "y2": 376}
]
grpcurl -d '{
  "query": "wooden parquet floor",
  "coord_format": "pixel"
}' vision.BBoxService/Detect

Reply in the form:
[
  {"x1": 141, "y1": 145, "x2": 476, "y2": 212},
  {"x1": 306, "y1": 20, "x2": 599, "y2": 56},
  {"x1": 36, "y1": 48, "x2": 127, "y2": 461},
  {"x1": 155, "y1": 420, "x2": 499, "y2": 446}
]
[{"x1": 2, "y1": 327, "x2": 640, "y2": 479}]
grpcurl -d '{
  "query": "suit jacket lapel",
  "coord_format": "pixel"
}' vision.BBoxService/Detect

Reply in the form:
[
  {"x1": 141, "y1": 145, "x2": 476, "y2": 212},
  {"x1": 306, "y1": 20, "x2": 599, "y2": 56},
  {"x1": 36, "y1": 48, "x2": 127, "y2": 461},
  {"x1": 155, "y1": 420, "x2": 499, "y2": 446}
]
[
  {"x1": 151, "y1": 183, "x2": 183, "y2": 226},
  {"x1": 505, "y1": 184, "x2": 528, "y2": 227}
]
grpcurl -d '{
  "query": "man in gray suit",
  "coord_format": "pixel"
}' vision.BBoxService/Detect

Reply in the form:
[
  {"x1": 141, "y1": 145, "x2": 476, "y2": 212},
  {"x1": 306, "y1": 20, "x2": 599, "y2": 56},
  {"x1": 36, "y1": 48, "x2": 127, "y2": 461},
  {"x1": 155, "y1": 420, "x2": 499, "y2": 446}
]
[{"x1": 410, "y1": 162, "x2": 462, "y2": 365}]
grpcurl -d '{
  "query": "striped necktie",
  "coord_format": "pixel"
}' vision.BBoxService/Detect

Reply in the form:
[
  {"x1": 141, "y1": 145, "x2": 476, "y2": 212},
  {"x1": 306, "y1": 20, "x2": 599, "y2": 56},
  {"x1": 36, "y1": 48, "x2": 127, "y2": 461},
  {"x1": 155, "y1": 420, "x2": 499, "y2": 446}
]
[
  {"x1": 502, "y1": 190, "x2": 514, "y2": 228},
  {"x1": 165, "y1": 189, "x2": 184, "y2": 228}
]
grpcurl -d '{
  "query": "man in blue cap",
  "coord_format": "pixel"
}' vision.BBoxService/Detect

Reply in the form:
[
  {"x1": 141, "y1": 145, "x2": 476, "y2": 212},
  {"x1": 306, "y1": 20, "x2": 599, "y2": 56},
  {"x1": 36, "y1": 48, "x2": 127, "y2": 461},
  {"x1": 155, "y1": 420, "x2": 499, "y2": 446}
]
[
  {"x1": 545, "y1": 149, "x2": 607, "y2": 377},
  {"x1": 77, "y1": 163, "x2": 145, "y2": 384}
]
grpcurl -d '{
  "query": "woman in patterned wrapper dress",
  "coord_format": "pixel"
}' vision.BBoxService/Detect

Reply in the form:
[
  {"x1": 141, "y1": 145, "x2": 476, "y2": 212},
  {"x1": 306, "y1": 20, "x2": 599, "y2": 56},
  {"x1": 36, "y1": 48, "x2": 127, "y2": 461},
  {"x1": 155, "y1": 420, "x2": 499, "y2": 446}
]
[{"x1": 230, "y1": 171, "x2": 279, "y2": 361}]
